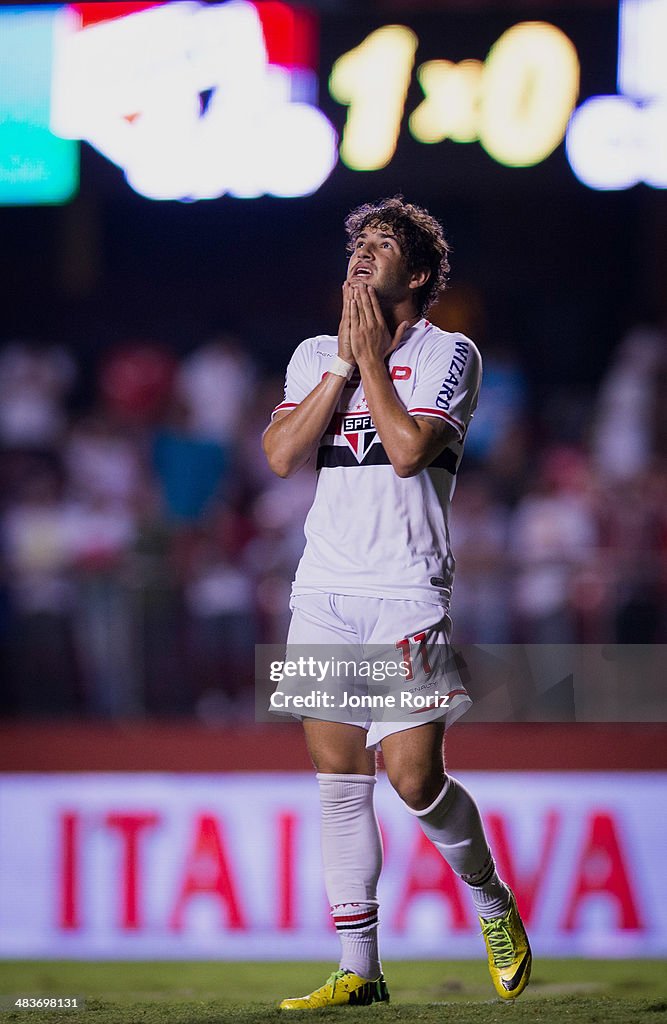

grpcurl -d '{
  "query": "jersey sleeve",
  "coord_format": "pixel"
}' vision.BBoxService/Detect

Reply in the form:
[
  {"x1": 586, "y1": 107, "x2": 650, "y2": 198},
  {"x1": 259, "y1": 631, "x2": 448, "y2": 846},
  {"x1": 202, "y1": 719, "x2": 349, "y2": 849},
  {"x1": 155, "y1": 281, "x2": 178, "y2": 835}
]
[
  {"x1": 408, "y1": 332, "x2": 482, "y2": 441},
  {"x1": 271, "y1": 338, "x2": 318, "y2": 418}
]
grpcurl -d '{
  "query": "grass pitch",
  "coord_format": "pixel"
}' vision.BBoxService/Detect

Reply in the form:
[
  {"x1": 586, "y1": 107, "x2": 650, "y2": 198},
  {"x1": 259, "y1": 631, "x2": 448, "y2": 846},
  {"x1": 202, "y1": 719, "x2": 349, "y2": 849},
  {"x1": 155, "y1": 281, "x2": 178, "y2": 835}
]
[{"x1": 0, "y1": 959, "x2": 666, "y2": 1024}]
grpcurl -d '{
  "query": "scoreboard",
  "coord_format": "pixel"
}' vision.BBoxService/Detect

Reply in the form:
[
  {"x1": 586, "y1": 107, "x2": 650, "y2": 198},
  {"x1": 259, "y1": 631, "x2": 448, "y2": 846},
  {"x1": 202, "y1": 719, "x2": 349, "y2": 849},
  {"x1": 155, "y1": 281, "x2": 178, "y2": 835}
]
[{"x1": 2, "y1": 0, "x2": 666, "y2": 205}]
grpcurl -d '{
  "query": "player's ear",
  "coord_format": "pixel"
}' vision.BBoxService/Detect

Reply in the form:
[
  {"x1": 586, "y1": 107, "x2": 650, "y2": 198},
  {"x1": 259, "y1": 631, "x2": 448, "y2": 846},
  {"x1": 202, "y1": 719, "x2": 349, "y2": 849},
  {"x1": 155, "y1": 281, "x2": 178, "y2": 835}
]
[{"x1": 409, "y1": 267, "x2": 430, "y2": 291}]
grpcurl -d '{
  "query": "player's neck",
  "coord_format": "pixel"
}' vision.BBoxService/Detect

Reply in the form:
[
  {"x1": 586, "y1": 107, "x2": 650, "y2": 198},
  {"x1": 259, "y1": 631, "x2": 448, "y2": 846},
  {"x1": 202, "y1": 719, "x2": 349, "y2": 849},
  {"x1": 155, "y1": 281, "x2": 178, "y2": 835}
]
[{"x1": 384, "y1": 300, "x2": 421, "y2": 336}]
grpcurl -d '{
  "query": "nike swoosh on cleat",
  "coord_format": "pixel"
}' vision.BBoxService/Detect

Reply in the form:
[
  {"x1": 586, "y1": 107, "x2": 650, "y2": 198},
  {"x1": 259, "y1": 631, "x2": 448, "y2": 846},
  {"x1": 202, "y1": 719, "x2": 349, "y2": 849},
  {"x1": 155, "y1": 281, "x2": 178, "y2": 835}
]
[{"x1": 501, "y1": 951, "x2": 530, "y2": 992}]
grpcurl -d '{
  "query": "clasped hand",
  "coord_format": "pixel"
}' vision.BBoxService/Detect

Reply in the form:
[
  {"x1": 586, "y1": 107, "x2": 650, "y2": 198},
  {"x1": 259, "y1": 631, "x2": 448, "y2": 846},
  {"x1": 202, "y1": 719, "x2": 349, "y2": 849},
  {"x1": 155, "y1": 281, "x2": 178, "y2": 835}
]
[{"x1": 337, "y1": 281, "x2": 409, "y2": 366}]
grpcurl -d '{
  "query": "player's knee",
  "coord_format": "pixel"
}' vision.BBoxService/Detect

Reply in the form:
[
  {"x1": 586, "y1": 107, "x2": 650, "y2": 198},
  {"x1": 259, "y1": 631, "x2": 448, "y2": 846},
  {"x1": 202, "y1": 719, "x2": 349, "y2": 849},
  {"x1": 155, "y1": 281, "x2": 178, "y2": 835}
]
[{"x1": 388, "y1": 771, "x2": 443, "y2": 812}]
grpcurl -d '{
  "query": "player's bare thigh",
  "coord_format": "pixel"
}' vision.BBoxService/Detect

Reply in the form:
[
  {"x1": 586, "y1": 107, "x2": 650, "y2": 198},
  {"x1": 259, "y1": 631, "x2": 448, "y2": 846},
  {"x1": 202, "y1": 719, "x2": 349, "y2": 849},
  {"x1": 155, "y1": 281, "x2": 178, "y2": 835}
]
[
  {"x1": 304, "y1": 719, "x2": 376, "y2": 776},
  {"x1": 381, "y1": 721, "x2": 446, "y2": 810}
]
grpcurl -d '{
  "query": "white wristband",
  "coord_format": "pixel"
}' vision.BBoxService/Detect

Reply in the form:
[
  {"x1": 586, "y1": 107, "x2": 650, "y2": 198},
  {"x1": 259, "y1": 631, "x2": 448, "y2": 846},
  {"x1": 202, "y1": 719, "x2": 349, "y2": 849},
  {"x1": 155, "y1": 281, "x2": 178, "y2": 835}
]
[{"x1": 328, "y1": 356, "x2": 355, "y2": 380}]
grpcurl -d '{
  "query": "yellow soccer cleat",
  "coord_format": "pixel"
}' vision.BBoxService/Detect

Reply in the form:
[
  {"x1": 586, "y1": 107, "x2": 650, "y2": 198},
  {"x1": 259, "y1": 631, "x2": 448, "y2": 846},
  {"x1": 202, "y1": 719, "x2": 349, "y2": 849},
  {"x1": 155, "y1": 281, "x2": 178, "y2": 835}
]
[
  {"x1": 279, "y1": 968, "x2": 390, "y2": 1010},
  {"x1": 480, "y1": 891, "x2": 532, "y2": 999}
]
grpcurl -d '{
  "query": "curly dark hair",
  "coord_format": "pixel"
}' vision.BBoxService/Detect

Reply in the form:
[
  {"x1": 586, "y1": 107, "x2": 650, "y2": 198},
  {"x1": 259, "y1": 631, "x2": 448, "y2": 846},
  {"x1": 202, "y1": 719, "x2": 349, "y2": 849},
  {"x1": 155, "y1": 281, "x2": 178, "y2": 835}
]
[{"x1": 344, "y1": 196, "x2": 450, "y2": 315}]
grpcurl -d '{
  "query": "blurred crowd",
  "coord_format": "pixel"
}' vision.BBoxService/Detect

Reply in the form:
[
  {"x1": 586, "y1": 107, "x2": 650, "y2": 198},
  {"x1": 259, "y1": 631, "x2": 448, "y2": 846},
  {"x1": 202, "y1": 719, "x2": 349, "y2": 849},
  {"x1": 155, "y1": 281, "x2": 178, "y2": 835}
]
[{"x1": 0, "y1": 320, "x2": 666, "y2": 721}]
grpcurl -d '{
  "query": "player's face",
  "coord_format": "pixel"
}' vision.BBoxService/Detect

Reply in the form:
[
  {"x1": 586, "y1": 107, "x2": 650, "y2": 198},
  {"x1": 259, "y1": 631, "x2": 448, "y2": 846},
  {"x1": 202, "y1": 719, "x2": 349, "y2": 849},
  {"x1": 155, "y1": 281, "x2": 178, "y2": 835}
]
[{"x1": 347, "y1": 225, "x2": 415, "y2": 306}]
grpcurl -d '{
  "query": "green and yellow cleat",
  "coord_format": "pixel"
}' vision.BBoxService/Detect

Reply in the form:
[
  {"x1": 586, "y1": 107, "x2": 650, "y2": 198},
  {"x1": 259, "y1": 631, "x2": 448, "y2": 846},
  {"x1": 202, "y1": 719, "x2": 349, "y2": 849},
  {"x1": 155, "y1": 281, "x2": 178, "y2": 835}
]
[
  {"x1": 480, "y1": 890, "x2": 532, "y2": 999},
  {"x1": 279, "y1": 968, "x2": 390, "y2": 1010}
]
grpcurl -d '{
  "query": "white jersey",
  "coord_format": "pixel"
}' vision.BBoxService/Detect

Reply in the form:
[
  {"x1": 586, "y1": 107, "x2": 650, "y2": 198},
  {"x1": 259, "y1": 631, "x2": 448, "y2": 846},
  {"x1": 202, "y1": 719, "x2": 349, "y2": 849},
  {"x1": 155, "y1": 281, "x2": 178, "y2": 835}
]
[{"x1": 273, "y1": 319, "x2": 482, "y2": 608}]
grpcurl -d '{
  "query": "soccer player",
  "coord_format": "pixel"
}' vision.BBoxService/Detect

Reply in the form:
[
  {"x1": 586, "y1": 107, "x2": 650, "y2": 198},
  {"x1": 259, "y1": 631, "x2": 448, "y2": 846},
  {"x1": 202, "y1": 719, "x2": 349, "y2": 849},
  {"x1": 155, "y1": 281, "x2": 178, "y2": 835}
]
[{"x1": 263, "y1": 197, "x2": 531, "y2": 1009}]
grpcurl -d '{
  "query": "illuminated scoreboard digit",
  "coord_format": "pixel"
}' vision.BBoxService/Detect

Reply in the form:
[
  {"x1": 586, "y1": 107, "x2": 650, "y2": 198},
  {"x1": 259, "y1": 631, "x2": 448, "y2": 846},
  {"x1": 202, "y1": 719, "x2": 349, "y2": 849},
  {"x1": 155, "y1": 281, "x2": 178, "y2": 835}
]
[{"x1": 329, "y1": 25, "x2": 418, "y2": 172}]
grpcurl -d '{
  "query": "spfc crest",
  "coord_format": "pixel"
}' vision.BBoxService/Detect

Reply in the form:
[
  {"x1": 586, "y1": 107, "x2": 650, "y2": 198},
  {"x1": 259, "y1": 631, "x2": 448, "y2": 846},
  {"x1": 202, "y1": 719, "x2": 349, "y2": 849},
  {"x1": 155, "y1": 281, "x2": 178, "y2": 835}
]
[{"x1": 341, "y1": 412, "x2": 377, "y2": 461}]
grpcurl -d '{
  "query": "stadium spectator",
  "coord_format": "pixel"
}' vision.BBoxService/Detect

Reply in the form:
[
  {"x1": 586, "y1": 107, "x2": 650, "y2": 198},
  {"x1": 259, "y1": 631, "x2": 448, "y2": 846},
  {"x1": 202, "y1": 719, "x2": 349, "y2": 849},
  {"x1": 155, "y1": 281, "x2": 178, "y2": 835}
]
[
  {"x1": 179, "y1": 509, "x2": 258, "y2": 720},
  {"x1": 0, "y1": 340, "x2": 75, "y2": 450},
  {"x1": 509, "y1": 446, "x2": 597, "y2": 644},
  {"x1": 2, "y1": 459, "x2": 82, "y2": 714},
  {"x1": 176, "y1": 335, "x2": 256, "y2": 446},
  {"x1": 448, "y1": 471, "x2": 510, "y2": 644},
  {"x1": 152, "y1": 399, "x2": 231, "y2": 524},
  {"x1": 592, "y1": 325, "x2": 666, "y2": 481}
]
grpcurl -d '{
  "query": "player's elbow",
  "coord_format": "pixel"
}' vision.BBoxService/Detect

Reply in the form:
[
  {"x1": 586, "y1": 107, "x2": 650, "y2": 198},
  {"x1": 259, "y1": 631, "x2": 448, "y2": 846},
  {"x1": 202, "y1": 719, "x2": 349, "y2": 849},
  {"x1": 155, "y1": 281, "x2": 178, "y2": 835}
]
[
  {"x1": 263, "y1": 440, "x2": 303, "y2": 478},
  {"x1": 264, "y1": 448, "x2": 298, "y2": 479},
  {"x1": 393, "y1": 443, "x2": 435, "y2": 476},
  {"x1": 393, "y1": 432, "x2": 453, "y2": 478},
  {"x1": 393, "y1": 456, "x2": 423, "y2": 478},
  {"x1": 277, "y1": 461, "x2": 301, "y2": 479}
]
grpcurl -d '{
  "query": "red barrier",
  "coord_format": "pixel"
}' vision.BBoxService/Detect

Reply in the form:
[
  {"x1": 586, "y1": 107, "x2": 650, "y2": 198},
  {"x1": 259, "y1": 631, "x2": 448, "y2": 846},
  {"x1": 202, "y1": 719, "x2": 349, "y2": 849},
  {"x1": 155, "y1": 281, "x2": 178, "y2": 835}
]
[{"x1": 0, "y1": 721, "x2": 665, "y2": 771}]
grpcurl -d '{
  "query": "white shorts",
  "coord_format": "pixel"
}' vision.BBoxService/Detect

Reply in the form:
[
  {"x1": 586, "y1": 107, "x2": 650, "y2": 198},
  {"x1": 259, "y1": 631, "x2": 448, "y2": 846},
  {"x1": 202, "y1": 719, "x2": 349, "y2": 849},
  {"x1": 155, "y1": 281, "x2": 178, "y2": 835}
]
[{"x1": 276, "y1": 593, "x2": 472, "y2": 749}]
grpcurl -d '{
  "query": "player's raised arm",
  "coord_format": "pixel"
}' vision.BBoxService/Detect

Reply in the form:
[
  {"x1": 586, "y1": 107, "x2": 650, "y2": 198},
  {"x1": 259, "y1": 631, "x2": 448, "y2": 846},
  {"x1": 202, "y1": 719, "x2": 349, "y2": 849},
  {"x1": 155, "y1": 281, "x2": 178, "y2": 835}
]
[
  {"x1": 351, "y1": 283, "x2": 459, "y2": 477},
  {"x1": 262, "y1": 375, "x2": 346, "y2": 478},
  {"x1": 262, "y1": 286, "x2": 356, "y2": 478}
]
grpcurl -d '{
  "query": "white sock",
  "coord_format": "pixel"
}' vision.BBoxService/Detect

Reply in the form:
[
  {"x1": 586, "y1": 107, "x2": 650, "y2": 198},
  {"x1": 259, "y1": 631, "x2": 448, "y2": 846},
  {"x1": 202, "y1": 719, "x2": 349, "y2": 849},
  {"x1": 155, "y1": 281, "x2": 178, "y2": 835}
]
[
  {"x1": 408, "y1": 777, "x2": 511, "y2": 920},
  {"x1": 317, "y1": 773, "x2": 383, "y2": 980}
]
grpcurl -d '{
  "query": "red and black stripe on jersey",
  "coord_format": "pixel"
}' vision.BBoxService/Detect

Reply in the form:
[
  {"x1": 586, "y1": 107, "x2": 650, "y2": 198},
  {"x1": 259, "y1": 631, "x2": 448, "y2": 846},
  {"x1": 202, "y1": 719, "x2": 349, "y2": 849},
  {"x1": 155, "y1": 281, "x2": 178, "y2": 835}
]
[{"x1": 316, "y1": 443, "x2": 459, "y2": 474}]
